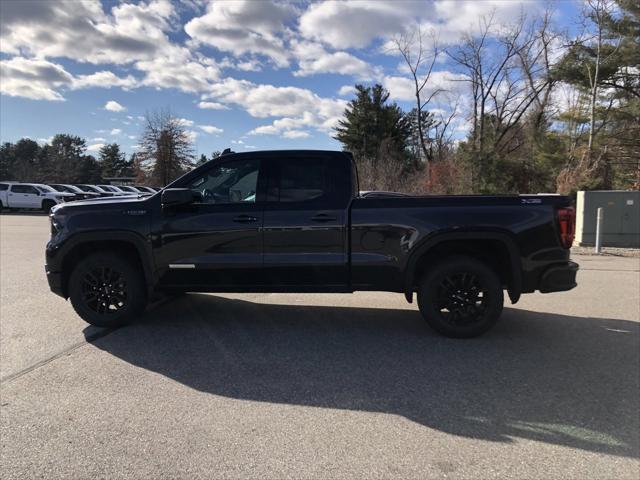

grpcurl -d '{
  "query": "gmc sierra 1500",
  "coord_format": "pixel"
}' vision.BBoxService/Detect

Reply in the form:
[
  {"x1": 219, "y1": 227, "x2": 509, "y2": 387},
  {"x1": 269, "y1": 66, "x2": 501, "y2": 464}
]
[{"x1": 46, "y1": 150, "x2": 578, "y2": 337}]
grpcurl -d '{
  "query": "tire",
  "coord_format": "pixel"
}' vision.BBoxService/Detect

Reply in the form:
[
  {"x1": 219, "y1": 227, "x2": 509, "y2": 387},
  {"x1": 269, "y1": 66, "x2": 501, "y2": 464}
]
[
  {"x1": 42, "y1": 199, "x2": 55, "y2": 213},
  {"x1": 69, "y1": 252, "x2": 147, "y2": 328},
  {"x1": 417, "y1": 256, "x2": 504, "y2": 338}
]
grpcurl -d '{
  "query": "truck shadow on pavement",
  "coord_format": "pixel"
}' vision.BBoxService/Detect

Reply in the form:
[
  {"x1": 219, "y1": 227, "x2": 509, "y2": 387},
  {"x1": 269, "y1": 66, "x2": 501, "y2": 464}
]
[{"x1": 87, "y1": 294, "x2": 639, "y2": 459}]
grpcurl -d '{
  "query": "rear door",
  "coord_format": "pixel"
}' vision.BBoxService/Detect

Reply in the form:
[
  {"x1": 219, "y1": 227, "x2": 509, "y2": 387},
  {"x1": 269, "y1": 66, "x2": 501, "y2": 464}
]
[
  {"x1": 262, "y1": 153, "x2": 351, "y2": 289},
  {"x1": 156, "y1": 156, "x2": 266, "y2": 288}
]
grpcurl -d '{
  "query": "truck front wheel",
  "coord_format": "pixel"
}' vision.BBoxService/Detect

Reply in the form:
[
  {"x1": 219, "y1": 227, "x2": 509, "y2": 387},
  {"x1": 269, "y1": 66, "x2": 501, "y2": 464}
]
[
  {"x1": 42, "y1": 199, "x2": 55, "y2": 212},
  {"x1": 68, "y1": 252, "x2": 147, "y2": 328},
  {"x1": 417, "y1": 256, "x2": 504, "y2": 338}
]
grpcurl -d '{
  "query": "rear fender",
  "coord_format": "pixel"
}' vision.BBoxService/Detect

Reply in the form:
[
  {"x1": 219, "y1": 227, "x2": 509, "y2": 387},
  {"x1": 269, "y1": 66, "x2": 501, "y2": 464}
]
[{"x1": 403, "y1": 231, "x2": 522, "y2": 304}]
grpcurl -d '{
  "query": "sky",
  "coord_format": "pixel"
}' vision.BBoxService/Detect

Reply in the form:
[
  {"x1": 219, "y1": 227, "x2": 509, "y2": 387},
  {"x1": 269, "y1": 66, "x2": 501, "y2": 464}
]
[{"x1": 0, "y1": 0, "x2": 582, "y2": 158}]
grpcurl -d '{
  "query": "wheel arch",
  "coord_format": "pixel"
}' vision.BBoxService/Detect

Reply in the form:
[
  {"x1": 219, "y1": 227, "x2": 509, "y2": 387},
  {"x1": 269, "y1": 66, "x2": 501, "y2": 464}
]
[
  {"x1": 404, "y1": 231, "x2": 522, "y2": 304},
  {"x1": 57, "y1": 231, "x2": 154, "y2": 298}
]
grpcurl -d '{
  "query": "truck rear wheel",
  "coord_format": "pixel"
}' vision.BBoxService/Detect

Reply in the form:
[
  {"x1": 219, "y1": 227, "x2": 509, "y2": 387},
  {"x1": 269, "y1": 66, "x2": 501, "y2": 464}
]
[
  {"x1": 69, "y1": 252, "x2": 147, "y2": 328},
  {"x1": 417, "y1": 256, "x2": 504, "y2": 338}
]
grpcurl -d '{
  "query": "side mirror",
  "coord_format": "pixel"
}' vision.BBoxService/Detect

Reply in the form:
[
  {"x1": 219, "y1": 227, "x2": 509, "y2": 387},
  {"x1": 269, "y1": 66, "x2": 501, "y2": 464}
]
[{"x1": 161, "y1": 188, "x2": 194, "y2": 207}]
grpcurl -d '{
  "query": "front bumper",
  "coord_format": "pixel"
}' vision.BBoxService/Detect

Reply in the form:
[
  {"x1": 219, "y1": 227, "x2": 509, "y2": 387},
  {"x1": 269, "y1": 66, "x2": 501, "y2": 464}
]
[
  {"x1": 539, "y1": 261, "x2": 579, "y2": 293},
  {"x1": 46, "y1": 266, "x2": 65, "y2": 298}
]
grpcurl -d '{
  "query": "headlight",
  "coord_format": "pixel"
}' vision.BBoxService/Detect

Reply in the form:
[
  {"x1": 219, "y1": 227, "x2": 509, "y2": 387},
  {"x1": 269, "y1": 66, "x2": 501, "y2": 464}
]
[{"x1": 50, "y1": 215, "x2": 63, "y2": 236}]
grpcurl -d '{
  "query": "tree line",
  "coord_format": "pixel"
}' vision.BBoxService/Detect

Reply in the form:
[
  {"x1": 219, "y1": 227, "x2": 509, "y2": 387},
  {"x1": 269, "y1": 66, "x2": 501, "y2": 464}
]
[
  {"x1": 336, "y1": 0, "x2": 639, "y2": 194},
  {"x1": 0, "y1": 110, "x2": 217, "y2": 187}
]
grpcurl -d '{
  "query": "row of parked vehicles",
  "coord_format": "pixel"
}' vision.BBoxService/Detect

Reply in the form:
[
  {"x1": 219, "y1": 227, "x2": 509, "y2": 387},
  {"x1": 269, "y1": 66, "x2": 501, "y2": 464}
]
[{"x1": 0, "y1": 182, "x2": 161, "y2": 212}]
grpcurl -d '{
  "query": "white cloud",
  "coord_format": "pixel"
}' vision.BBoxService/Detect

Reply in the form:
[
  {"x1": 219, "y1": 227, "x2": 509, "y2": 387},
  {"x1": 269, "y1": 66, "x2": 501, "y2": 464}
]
[
  {"x1": 338, "y1": 85, "x2": 356, "y2": 96},
  {"x1": 198, "y1": 125, "x2": 224, "y2": 135},
  {"x1": 87, "y1": 143, "x2": 105, "y2": 152},
  {"x1": 205, "y1": 78, "x2": 347, "y2": 121},
  {"x1": 382, "y1": 71, "x2": 467, "y2": 102},
  {"x1": 282, "y1": 130, "x2": 311, "y2": 139},
  {"x1": 249, "y1": 111, "x2": 330, "y2": 138},
  {"x1": 0, "y1": 0, "x2": 176, "y2": 65},
  {"x1": 185, "y1": 0, "x2": 296, "y2": 67},
  {"x1": 110, "y1": 128, "x2": 122, "y2": 135},
  {"x1": 427, "y1": 1, "x2": 544, "y2": 44},
  {"x1": 104, "y1": 100, "x2": 126, "y2": 112},
  {"x1": 236, "y1": 60, "x2": 262, "y2": 72},
  {"x1": 299, "y1": 1, "x2": 421, "y2": 49},
  {"x1": 72, "y1": 71, "x2": 138, "y2": 90},
  {"x1": 197, "y1": 101, "x2": 229, "y2": 110},
  {"x1": 136, "y1": 47, "x2": 221, "y2": 93},
  {"x1": 291, "y1": 40, "x2": 381, "y2": 79},
  {"x1": 178, "y1": 118, "x2": 194, "y2": 127},
  {"x1": 0, "y1": 57, "x2": 72, "y2": 101},
  {"x1": 92, "y1": 137, "x2": 106, "y2": 142},
  {"x1": 185, "y1": 130, "x2": 199, "y2": 142}
]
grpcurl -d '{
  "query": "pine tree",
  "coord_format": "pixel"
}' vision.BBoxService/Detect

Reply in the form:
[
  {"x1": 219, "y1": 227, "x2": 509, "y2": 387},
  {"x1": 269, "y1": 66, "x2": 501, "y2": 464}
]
[
  {"x1": 334, "y1": 84, "x2": 413, "y2": 190},
  {"x1": 99, "y1": 143, "x2": 128, "y2": 179}
]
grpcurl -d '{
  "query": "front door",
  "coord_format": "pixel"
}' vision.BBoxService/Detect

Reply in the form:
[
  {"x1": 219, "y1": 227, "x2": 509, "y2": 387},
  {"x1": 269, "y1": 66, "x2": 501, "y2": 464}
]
[
  {"x1": 262, "y1": 154, "x2": 350, "y2": 289},
  {"x1": 156, "y1": 157, "x2": 265, "y2": 289}
]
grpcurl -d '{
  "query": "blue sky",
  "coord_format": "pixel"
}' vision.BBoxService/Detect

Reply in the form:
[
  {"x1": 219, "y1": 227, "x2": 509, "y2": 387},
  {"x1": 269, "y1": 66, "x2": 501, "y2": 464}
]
[{"x1": 0, "y1": 0, "x2": 582, "y2": 158}]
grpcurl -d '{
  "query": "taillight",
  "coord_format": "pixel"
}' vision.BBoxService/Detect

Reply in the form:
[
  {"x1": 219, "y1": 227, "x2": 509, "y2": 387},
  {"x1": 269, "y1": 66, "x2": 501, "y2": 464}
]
[{"x1": 557, "y1": 206, "x2": 576, "y2": 249}]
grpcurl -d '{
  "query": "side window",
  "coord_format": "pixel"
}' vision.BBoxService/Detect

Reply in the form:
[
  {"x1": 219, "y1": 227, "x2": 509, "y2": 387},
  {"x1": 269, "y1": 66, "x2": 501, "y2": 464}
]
[
  {"x1": 273, "y1": 158, "x2": 327, "y2": 203},
  {"x1": 0, "y1": 183, "x2": 8, "y2": 191},
  {"x1": 11, "y1": 185, "x2": 37, "y2": 194},
  {"x1": 188, "y1": 159, "x2": 260, "y2": 205}
]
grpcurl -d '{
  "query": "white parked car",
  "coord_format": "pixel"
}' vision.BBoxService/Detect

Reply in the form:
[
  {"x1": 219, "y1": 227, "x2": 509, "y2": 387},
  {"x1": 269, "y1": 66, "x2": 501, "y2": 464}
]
[{"x1": 0, "y1": 182, "x2": 76, "y2": 212}]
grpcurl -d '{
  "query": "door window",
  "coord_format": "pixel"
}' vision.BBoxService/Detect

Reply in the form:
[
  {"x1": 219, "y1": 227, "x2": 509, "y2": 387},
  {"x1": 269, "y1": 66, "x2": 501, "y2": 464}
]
[
  {"x1": 188, "y1": 159, "x2": 260, "y2": 205},
  {"x1": 277, "y1": 160, "x2": 325, "y2": 202},
  {"x1": 11, "y1": 184, "x2": 38, "y2": 194}
]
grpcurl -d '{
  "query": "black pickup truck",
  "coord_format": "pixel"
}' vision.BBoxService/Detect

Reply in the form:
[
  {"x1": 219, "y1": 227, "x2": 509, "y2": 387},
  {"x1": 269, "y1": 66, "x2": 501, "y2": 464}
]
[{"x1": 46, "y1": 150, "x2": 578, "y2": 337}]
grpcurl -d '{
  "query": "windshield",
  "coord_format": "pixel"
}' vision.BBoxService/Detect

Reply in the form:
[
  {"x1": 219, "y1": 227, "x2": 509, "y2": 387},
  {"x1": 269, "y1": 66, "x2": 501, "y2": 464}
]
[
  {"x1": 63, "y1": 185, "x2": 82, "y2": 193},
  {"x1": 79, "y1": 185, "x2": 102, "y2": 192},
  {"x1": 118, "y1": 186, "x2": 137, "y2": 192},
  {"x1": 35, "y1": 185, "x2": 57, "y2": 193}
]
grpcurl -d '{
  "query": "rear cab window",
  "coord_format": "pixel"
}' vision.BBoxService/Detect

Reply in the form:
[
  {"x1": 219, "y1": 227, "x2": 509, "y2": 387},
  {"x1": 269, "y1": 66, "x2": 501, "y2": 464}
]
[{"x1": 267, "y1": 154, "x2": 352, "y2": 208}]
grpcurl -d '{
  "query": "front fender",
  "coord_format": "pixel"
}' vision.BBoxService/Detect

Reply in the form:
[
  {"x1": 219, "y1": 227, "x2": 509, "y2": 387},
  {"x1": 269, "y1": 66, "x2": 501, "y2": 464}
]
[{"x1": 46, "y1": 230, "x2": 156, "y2": 297}]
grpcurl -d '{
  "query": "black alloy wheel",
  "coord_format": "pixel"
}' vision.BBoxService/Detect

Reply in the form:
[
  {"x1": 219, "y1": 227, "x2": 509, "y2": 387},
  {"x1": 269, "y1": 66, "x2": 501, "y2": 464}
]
[
  {"x1": 436, "y1": 272, "x2": 488, "y2": 325},
  {"x1": 80, "y1": 266, "x2": 128, "y2": 315},
  {"x1": 69, "y1": 252, "x2": 147, "y2": 327},
  {"x1": 417, "y1": 256, "x2": 504, "y2": 338}
]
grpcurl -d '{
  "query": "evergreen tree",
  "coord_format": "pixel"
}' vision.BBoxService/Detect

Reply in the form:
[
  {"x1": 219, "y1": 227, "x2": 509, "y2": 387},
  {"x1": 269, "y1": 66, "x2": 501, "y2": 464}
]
[
  {"x1": 99, "y1": 143, "x2": 128, "y2": 178},
  {"x1": 334, "y1": 84, "x2": 413, "y2": 190}
]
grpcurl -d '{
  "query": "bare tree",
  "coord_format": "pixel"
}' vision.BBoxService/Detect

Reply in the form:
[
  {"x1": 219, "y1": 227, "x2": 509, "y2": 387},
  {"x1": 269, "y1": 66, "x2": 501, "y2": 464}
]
[
  {"x1": 393, "y1": 26, "x2": 444, "y2": 171},
  {"x1": 138, "y1": 109, "x2": 195, "y2": 186},
  {"x1": 579, "y1": 0, "x2": 621, "y2": 156}
]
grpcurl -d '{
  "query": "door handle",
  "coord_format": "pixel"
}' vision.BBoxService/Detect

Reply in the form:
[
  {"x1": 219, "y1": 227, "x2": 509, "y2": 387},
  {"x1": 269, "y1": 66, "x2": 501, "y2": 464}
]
[
  {"x1": 311, "y1": 213, "x2": 337, "y2": 222},
  {"x1": 233, "y1": 214, "x2": 258, "y2": 223}
]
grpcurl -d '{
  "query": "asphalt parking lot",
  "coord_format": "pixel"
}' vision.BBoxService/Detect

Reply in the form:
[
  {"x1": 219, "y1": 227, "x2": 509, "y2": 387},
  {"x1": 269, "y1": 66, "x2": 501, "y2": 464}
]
[{"x1": 1, "y1": 214, "x2": 639, "y2": 479}]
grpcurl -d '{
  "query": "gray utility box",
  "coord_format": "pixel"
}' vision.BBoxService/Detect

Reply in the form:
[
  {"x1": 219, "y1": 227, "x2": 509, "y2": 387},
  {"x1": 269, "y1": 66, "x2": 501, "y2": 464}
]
[{"x1": 575, "y1": 190, "x2": 640, "y2": 248}]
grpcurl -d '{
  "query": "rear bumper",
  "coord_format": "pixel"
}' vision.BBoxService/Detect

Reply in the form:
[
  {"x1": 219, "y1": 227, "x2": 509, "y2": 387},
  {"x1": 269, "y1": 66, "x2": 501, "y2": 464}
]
[{"x1": 539, "y1": 261, "x2": 579, "y2": 293}]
